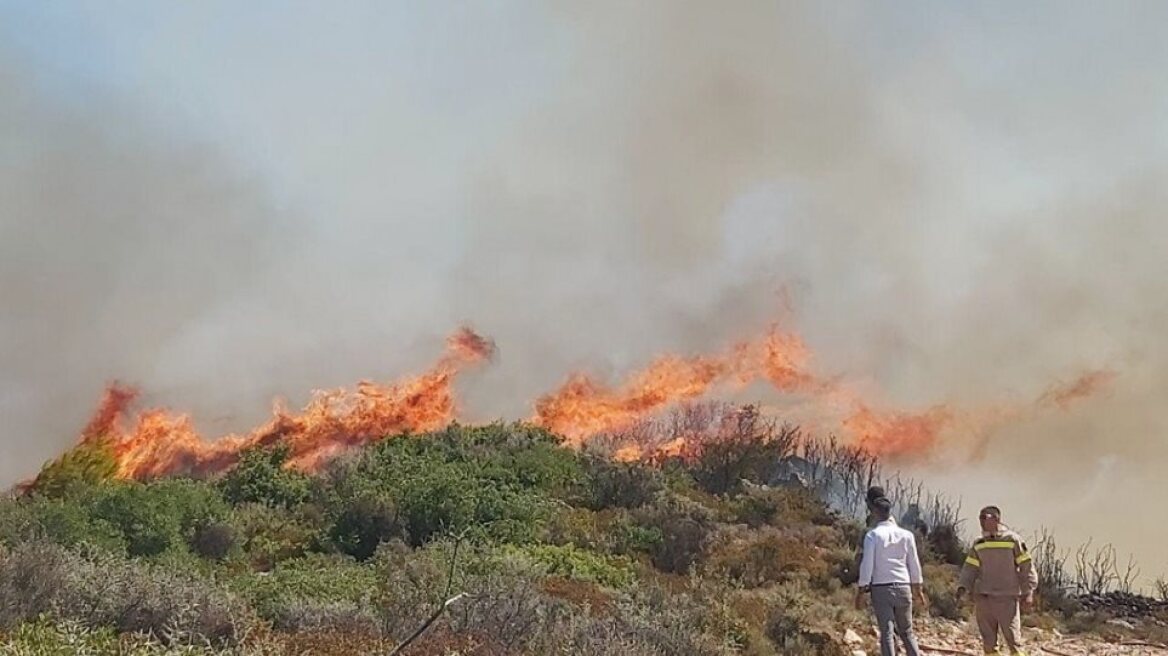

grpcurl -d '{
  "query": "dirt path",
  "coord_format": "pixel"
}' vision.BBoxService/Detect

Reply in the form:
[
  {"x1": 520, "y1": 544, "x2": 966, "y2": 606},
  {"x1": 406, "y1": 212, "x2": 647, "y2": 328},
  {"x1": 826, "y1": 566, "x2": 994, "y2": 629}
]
[{"x1": 850, "y1": 619, "x2": 1168, "y2": 655}]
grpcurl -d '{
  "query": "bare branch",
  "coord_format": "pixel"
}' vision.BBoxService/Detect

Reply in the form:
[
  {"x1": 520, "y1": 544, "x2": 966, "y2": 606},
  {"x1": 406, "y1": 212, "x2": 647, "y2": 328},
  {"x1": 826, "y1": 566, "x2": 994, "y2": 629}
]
[{"x1": 387, "y1": 528, "x2": 470, "y2": 656}]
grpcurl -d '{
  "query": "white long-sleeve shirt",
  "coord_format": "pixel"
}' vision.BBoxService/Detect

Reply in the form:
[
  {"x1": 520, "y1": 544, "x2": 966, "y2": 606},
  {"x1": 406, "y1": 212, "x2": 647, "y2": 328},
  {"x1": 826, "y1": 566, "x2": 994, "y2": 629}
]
[{"x1": 858, "y1": 519, "x2": 923, "y2": 588}]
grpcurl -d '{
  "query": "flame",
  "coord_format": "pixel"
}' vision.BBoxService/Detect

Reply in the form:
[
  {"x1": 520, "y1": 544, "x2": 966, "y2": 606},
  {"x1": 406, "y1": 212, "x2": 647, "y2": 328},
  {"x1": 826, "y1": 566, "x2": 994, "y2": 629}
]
[
  {"x1": 534, "y1": 324, "x2": 1116, "y2": 460},
  {"x1": 79, "y1": 383, "x2": 138, "y2": 443},
  {"x1": 843, "y1": 404, "x2": 955, "y2": 457},
  {"x1": 87, "y1": 328, "x2": 493, "y2": 480},
  {"x1": 38, "y1": 317, "x2": 1117, "y2": 484},
  {"x1": 533, "y1": 325, "x2": 817, "y2": 444}
]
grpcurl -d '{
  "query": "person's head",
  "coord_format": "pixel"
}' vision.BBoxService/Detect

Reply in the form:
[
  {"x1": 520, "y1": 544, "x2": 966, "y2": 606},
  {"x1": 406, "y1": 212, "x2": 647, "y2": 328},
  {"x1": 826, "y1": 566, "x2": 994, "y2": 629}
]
[
  {"x1": 978, "y1": 506, "x2": 1002, "y2": 534},
  {"x1": 872, "y1": 496, "x2": 893, "y2": 521},
  {"x1": 865, "y1": 486, "x2": 886, "y2": 509}
]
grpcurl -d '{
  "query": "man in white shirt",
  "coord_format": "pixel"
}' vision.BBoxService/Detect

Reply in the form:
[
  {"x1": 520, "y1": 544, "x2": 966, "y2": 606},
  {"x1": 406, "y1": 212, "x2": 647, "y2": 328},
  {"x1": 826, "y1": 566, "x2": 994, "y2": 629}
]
[{"x1": 856, "y1": 496, "x2": 926, "y2": 656}]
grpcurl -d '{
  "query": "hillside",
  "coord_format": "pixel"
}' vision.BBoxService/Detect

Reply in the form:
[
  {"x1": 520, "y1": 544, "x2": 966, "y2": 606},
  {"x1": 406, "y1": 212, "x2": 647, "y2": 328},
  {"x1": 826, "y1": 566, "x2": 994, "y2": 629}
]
[{"x1": 2, "y1": 406, "x2": 1165, "y2": 655}]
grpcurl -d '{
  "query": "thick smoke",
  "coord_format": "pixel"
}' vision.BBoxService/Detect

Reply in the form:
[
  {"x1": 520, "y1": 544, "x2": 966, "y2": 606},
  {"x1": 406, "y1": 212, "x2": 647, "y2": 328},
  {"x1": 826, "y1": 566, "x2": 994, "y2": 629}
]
[{"x1": 2, "y1": 2, "x2": 1166, "y2": 577}]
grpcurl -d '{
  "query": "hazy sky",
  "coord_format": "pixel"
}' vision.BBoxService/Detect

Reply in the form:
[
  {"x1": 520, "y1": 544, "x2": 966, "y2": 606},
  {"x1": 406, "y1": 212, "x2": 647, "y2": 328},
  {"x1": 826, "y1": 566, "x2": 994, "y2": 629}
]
[{"x1": 2, "y1": 2, "x2": 1166, "y2": 578}]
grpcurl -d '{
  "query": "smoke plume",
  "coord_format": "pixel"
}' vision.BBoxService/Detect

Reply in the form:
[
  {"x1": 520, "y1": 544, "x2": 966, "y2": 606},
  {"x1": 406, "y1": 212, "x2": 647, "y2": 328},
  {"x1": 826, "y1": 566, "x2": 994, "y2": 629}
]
[{"x1": 2, "y1": 2, "x2": 1166, "y2": 577}]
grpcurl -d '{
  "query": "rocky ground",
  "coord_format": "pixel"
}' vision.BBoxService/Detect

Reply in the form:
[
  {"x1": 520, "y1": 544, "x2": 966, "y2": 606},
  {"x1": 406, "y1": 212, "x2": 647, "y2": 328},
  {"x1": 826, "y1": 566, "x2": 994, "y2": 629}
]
[{"x1": 843, "y1": 619, "x2": 1168, "y2": 655}]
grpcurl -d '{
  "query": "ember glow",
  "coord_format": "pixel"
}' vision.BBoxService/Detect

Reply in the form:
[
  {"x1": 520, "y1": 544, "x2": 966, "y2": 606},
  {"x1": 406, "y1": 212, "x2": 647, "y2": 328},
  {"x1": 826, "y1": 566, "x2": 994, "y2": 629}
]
[{"x1": 47, "y1": 320, "x2": 1112, "y2": 482}]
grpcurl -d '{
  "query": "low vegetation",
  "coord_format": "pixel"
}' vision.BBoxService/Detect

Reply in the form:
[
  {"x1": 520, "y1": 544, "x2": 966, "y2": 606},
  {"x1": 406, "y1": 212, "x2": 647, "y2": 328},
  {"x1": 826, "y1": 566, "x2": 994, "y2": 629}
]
[{"x1": 1, "y1": 404, "x2": 1162, "y2": 654}]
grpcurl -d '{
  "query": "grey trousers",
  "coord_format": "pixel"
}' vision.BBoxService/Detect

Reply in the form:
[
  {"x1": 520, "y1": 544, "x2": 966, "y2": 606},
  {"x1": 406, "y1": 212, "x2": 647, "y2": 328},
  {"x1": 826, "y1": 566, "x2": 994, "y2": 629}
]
[{"x1": 870, "y1": 585, "x2": 922, "y2": 656}]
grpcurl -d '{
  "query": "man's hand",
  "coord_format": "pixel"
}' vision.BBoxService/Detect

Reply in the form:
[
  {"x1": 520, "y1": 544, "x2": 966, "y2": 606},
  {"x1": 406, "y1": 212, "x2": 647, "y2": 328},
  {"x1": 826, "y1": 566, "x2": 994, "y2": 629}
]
[
  {"x1": 912, "y1": 586, "x2": 929, "y2": 610},
  {"x1": 1021, "y1": 593, "x2": 1034, "y2": 612},
  {"x1": 955, "y1": 587, "x2": 967, "y2": 606},
  {"x1": 854, "y1": 589, "x2": 867, "y2": 611}
]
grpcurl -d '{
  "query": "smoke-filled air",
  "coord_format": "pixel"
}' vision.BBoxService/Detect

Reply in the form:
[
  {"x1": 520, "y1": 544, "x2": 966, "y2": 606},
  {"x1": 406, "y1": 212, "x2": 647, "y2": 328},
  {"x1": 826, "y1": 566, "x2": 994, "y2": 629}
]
[{"x1": 2, "y1": 1, "x2": 1166, "y2": 580}]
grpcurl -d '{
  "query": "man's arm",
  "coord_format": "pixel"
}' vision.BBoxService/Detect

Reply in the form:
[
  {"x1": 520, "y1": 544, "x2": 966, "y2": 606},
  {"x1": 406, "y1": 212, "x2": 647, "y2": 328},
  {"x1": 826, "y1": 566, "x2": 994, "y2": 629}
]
[
  {"x1": 858, "y1": 531, "x2": 876, "y2": 589},
  {"x1": 906, "y1": 530, "x2": 927, "y2": 604},
  {"x1": 1015, "y1": 540, "x2": 1038, "y2": 608},
  {"x1": 906, "y1": 531, "x2": 923, "y2": 585},
  {"x1": 855, "y1": 531, "x2": 875, "y2": 609},
  {"x1": 957, "y1": 543, "x2": 981, "y2": 595}
]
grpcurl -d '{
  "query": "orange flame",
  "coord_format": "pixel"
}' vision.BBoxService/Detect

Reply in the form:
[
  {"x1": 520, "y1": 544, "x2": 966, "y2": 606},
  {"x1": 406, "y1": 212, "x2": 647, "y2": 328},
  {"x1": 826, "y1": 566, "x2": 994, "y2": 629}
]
[
  {"x1": 79, "y1": 383, "x2": 138, "y2": 444},
  {"x1": 533, "y1": 325, "x2": 818, "y2": 444},
  {"x1": 535, "y1": 324, "x2": 1115, "y2": 461},
  {"x1": 88, "y1": 328, "x2": 493, "y2": 480},
  {"x1": 843, "y1": 404, "x2": 954, "y2": 457},
  {"x1": 41, "y1": 318, "x2": 1117, "y2": 484}
]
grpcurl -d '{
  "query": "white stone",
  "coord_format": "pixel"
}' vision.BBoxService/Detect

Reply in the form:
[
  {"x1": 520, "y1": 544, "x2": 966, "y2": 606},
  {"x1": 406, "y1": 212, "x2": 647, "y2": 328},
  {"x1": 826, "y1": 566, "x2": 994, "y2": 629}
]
[
  {"x1": 1106, "y1": 618, "x2": 1136, "y2": 630},
  {"x1": 844, "y1": 629, "x2": 864, "y2": 644}
]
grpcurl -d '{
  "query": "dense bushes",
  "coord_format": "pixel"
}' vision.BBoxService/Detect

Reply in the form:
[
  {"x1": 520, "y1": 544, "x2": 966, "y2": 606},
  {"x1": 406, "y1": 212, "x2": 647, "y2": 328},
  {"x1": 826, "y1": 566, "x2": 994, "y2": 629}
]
[
  {"x1": 0, "y1": 416, "x2": 1021, "y2": 654},
  {"x1": 635, "y1": 494, "x2": 718, "y2": 574},
  {"x1": 219, "y1": 444, "x2": 312, "y2": 509},
  {"x1": 579, "y1": 454, "x2": 664, "y2": 509},
  {"x1": 89, "y1": 479, "x2": 230, "y2": 557}
]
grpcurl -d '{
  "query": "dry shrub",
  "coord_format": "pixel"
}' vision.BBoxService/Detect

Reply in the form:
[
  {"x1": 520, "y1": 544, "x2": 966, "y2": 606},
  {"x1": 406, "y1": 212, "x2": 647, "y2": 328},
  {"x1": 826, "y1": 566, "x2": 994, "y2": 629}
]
[
  {"x1": 445, "y1": 566, "x2": 565, "y2": 652},
  {"x1": 581, "y1": 455, "x2": 665, "y2": 510},
  {"x1": 762, "y1": 583, "x2": 853, "y2": 656},
  {"x1": 268, "y1": 599, "x2": 379, "y2": 635},
  {"x1": 539, "y1": 576, "x2": 616, "y2": 615},
  {"x1": 276, "y1": 630, "x2": 393, "y2": 655},
  {"x1": 375, "y1": 541, "x2": 569, "y2": 652},
  {"x1": 635, "y1": 495, "x2": 717, "y2": 574},
  {"x1": 922, "y1": 563, "x2": 962, "y2": 620},
  {"x1": 0, "y1": 541, "x2": 71, "y2": 628},
  {"x1": 0, "y1": 542, "x2": 257, "y2": 646},
  {"x1": 609, "y1": 584, "x2": 738, "y2": 656},
  {"x1": 731, "y1": 485, "x2": 835, "y2": 529},
  {"x1": 704, "y1": 523, "x2": 855, "y2": 594},
  {"x1": 704, "y1": 526, "x2": 829, "y2": 588},
  {"x1": 680, "y1": 406, "x2": 800, "y2": 496}
]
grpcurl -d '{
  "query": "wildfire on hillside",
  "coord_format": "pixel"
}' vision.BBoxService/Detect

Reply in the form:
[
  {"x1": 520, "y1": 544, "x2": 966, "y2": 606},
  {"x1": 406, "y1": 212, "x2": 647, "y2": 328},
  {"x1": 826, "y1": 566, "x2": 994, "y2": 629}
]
[
  {"x1": 73, "y1": 327, "x2": 494, "y2": 480},
  {"x1": 38, "y1": 321, "x2": 1113, "y2": 482}
]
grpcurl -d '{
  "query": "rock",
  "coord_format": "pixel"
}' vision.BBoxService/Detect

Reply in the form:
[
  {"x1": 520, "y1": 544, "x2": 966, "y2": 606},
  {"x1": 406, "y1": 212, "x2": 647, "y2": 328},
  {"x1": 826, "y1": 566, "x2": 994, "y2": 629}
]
[
  {"x1": 1107, "y1": 618, "x2": 1136, "y2": 630},
  {"x1": 851, "y1": 651, "x2": 867, "y2": 656},
  {"x1": 844, "y1": 629, "x2": 863, "y2": 644}
]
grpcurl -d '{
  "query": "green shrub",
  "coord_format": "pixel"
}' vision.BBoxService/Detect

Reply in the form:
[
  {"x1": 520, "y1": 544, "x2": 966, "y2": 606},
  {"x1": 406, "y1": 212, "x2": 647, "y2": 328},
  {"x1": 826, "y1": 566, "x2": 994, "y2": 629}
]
[
  {"x1": 1, "y1": 620, "x2": 124, "y2": 654},
  {"x1": 25, "y1": 440, "x2": 118, "y2": 499},
  {"x1": 218, "y1": 445, "x2": 311, "y2": 509},
  {"x1": 327, "y1": 491, "x2": 406, "y2": 560},
  {"x1": 341, "y1": 430, "x2": 557, "y2": 545},
  {"x1": 228, "y1": 553, "x2": 379, "y2": 625},
  {"x1": 88, "y1": 479, "x2": 228, "y2": 557},
  {"x1": 229, "y1": 503, "x2": 322, "y2": 569},
  {"x1": 190, "y1": 522, "x2": 237, "y2": 561},
  {"x1": 508, "y1": 543, "x2": 635, "y2": 588},
  {"x1": 0, "y1": 496, "x2": 125, "y2": 553}
]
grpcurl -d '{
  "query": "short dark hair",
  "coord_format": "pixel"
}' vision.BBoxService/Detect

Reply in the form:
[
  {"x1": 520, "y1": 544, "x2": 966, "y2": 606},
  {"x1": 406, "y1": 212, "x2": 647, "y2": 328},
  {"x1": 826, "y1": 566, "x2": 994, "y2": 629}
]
[
  {"x1": 979, "y1": 506, "x2": 1001, "y2": 519},
  {"x1": 866, "y1": 486, "x2": 886, "y2": 505},
  {"x1": 872, "y1": 496, "x2": 893, "y2": 519}
]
